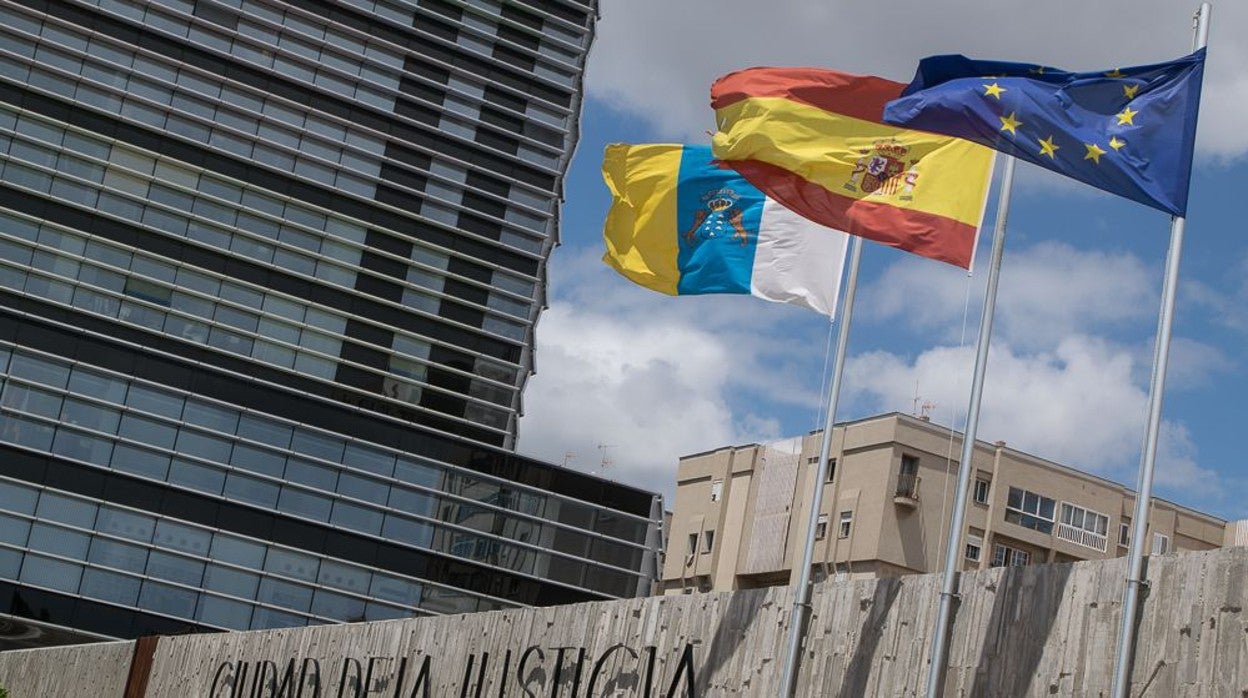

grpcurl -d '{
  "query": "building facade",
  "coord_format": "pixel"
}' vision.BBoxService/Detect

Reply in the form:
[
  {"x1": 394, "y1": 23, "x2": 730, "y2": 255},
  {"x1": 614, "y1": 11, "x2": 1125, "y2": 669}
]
[
  {"x1": 663, "y1": 413, "x2": 1227, "y2": 594},
  {"x1": 0, "y1": 0, "x2": 665, "y2": 648}
]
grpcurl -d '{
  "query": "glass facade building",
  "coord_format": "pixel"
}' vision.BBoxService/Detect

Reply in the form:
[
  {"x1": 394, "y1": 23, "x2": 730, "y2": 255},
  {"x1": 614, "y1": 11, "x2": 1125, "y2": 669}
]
[{"x1": 0, "y1": 0, "x2": 664, "y2": 647}]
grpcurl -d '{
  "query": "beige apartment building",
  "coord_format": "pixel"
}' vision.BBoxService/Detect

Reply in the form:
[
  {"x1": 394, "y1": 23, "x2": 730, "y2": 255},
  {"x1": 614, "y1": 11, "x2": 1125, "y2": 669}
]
[{"x1": 663, "y1": 412, "x2": 1229, "y2": 594}]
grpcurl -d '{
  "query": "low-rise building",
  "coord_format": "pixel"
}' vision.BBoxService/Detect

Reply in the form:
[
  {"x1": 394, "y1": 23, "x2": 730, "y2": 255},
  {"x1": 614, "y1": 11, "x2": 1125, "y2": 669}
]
[{"x1": 663, "y1": 412, "x2": 1227, "y2": 594}]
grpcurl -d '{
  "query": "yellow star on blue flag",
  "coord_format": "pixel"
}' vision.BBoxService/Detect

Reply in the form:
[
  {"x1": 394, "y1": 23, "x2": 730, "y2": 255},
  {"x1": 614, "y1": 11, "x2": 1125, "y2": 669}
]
[{"x1": 882, "y1": 49, "x2": 1205, "y2": 216}]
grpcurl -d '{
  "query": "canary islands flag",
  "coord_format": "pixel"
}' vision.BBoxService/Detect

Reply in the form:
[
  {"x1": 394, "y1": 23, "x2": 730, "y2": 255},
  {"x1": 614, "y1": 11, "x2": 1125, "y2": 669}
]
[
  {"x1": 883, "y1": 50, "x2": 1205, "y2": 216},
  {"x1": 602, "y1": 144, "x2": 849, "y2": 317}
]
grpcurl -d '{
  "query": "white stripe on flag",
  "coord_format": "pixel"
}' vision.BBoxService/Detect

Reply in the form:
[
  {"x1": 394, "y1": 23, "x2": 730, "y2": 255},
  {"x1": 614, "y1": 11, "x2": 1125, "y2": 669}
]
[{"x1": 751, "y1": 198, "x2": 850, "y2": 317}]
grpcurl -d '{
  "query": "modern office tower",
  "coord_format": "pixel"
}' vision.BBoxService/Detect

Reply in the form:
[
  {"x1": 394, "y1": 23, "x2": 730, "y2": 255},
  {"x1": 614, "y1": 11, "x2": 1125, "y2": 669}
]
[
  {"x1": 664, "y1": 413, "x2": 1227, "y2": 594},
  {"x1": 0, "y1": 0, "x2": 664, "y2": 648}
]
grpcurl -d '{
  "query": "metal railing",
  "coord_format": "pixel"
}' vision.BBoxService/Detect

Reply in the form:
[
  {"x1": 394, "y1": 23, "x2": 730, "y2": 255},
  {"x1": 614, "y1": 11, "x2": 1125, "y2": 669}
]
[
  {"x1": 895, "y1": 473, "x2": 921, "y2": 500},
  {"x1": 1057, "y1": 522, "x2": 1108, "y2": 552}
]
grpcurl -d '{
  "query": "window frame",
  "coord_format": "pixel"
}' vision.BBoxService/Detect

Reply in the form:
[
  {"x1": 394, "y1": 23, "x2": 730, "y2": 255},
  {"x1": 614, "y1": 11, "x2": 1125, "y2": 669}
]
[
  {"x1": 837, "y1": 511, "x2": 852, "y2": 540},
  {"x1": 973, "y1": 478, "x2": 990, "y2": 505},
  {"x1": 1004, "y1": 486, "x2": 1057, "y2": 534},
  {"x1": 965, "y1": 534, "x2": 983, "y2": 561}
]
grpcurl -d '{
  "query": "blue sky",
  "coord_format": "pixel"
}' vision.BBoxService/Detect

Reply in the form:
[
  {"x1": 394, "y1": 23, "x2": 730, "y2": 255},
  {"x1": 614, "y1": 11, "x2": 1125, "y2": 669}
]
[{"x1": 515, "y1": 1, "x2": 1248, "y2": 520}]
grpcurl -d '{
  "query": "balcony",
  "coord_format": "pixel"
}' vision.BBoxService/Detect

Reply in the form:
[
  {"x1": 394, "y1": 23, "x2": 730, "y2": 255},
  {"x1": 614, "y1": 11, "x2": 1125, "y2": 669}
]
[
  {"x1": 894, "y1": 473, "x2": 920, "y2": 507},
  {"x1": 1056, "y1": 523, "x2": 1108, "y2": 553}
]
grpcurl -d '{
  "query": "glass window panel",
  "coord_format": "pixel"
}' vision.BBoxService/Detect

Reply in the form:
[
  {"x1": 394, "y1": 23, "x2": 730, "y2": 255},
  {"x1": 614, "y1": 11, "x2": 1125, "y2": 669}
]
[
  {"x1": 387, "y1": 487, "x2": 437, "y2": 519},
  {"x1": 35, "y1": 492, "x2": 97, "y2": 528},
  {"x1": 394, "y1": 459, "x2": 442, "y2": 489},
  {"x1": 68, "y1": 367, "x2": 128, "y2": 404},
  {"x1": 174, "y1": 267, "x2": 220, "y2": 296},
  {"x1": 124, "y1": 299, "x2": 171, "y2": 329},
  {"x1": 175, "y1": 429, "x2": 233, "y2": 462},
  {"x1": 20, "y1": 554, "x2": 82, "y2": 594},
  {"x1": 147, "y1": 550, "x2": 205, "y2": 586},
  {"x1": 263, "y1": 548, "x2": 318, "y2": 582},
  {"x1": 258, "y1": 577, "x2": 313, "y2": 613},
  {"x1": 251, "y1": 607, "x2": 306, "y2": 630},
  {"x1": 60, "y1": 399, "x2": 121, "y2": 434},
  {"x1": 81, "y1": 567, "x2": 141, "y2": 605},
  {"x1": 337, "y1": 472, "x2": 388, "y2": 503},
  {"x1": 96, "y1": 506, "x2": 155, "y2": 543},
  {"x1": 364, "y1": 603, "x2": 409, "y2": 621},
  {"x1": 298, "y1": 328, "x2": 340, "y2": 355},
  {"x1": 168, "y1": 458, "x2": 226, "y2": 494},
  {"x1": 231, "y1": 444, "x2": 286, "y2": 478},
  {"x1": 0, "y1": 414, "x2": 55, "y2": 450},
  {"x1": 381, "y1": 515, "x2": 433, "y2": 548},
  {"x1": 209, "y1": 534, "x2": 267, "y2": 568},
  {"x1": 127, "y1": 384, "x2": 184, "y2": 418},
  {"x1": 153, "y1": 519, "x2": 211, "y2": 556},
  {"x1": 118, "y1": 413, "x2": 179, "y2": 450},
  {"x1": 311, "y1": 589, "x2": 365, "y2": 621},
  {"x1": 203, "y1": 563, "x2": 260, "y2": 598},
  {"x1": 219, "y1": 283, "x2": 264, "y2": 309},
  {"x1": 292, "y1": 352, "x2": 334, "y2": 379},
  {"x1": 138, "y1": 580, "x2": 198, "y2": 618},
  {"x1": 420, "y1": 588, "x2": 479, "y2": 615},
  {"x1": 0, "y1": 481, "x2": 39, "y2": 515},
  {"x1": 88, "y1": 538, "x2": 149, "y2": 573},
  {"x1": 272, "y1": 248, "x2": 316, "y2": 277},
  {"x1": 316, "y1": 560, "x2": 369, "y2": 594},
  {"x1": 52, "y1": 428, "x2": 115, "y2": 465},
  {"x1": 284, "y1": 458, "x2": 337, "y2": 490},
  {"x1": 182, "y1": 399, "x2": 240, "y2": 433},
  {"x1": 0, "y1": 548, "x2": 20, "y2": 579},
  {"x1": 168, "y1": 317, "x2": 212, "y2": 344},
  {"x1": 256, "y1": 318, "x2": 300, "y2": 346},
  {"x1": 196, "y1": 595, "x2": 253, "y2": 629},
  {"x1": 343, "y1": 443, "x2": 395, "y2": 477},
  {"x1": 27, "y1": 523, "x2": 91, "y2": 558},
  {"x1": 329, "y1": 501, "x2": 382, "y2": 536},
  {"x1": 8, "y1": 353, "x2": 70, "y2": 388},
  {"x1": 1039, "y1": 498, "x2": 1056, "y2": 520},
  {"x1": 223, "y1": 472, "x2": 278, "y2": 507},
  {"x1": 236, "y1": 413, "x2": 293, "y2": 448},
  {"x1": 277, "y1": 487, "x2": 332, "y2": 521},
  {"x1": 251, "y1": 340, "x2": 296, "y2": 368},
  {"x1": 208, "y1": 326, "x2": 254, "y2": 355},
  {"x1": 0, "y1": 514, "x2": 31, "y2": 546},
  {"x1": 2, "y1": 384, "x2": 63, "y2": 419},
  {"x1": 259, "y1": 295, "x2": 305, "y2": 322},
  {"x1": 186, "y1": 220, "x2": 231, "y2": 248},
  {"x1": 25, "y1": 275, "x2": 76, "y2": 305},
  {"x1": 303, "y1": 308, "x2": 346, "y2": 336}
]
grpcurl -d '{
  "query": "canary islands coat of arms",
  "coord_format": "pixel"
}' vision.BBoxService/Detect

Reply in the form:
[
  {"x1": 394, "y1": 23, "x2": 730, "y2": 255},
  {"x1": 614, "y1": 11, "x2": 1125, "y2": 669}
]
[{"x1": 683, "y1": 188, "x2": 751, "y2": 246}]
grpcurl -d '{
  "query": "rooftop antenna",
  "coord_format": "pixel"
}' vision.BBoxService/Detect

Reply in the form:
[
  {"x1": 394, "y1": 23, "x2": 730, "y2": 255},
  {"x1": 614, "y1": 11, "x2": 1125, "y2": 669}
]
[
  {"x1": 919, "y1": 400, "x2": 936, "y2": 421},
  {"x1": 912, "y1": 381, "x2": 935, "y2": 421},
  {"x1": 561, "y1": 451, "x2": 576, "y2": 468},
  {"x1": 596, "y1": 443, "x2": 616, "y2": 478}
]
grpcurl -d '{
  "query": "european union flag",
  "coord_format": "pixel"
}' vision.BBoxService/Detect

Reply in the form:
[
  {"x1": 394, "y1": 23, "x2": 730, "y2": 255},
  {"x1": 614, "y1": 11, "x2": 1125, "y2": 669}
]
[{"x1": 882, "y1": 49, "x2": 1205, "y2": 216}]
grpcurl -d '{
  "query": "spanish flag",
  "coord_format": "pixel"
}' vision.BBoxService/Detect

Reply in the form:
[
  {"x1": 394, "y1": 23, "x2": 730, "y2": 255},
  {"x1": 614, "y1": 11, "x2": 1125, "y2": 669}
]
[{"x1": 711, "y1": 67, "x2": 995, "y2": 269}]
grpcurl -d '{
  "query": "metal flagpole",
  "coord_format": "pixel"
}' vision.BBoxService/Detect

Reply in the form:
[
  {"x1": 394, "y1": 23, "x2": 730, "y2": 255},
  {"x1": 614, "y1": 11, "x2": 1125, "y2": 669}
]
[
  {"x1": 1110, "y1": 9, "x2": 1210, "y2": 696},
  {"x1": 778, "y1": 233, "x2": 863, "y2": 698},
  {"x1": 922, "y1": 155, "x2": 1017, "y2": 698}
]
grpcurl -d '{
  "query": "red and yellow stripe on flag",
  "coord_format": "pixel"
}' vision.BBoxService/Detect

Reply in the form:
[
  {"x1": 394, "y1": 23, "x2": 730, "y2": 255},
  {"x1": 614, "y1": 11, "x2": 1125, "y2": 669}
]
[{"x1": 711, "y1": 68, "x2": 994, "y2": 269}]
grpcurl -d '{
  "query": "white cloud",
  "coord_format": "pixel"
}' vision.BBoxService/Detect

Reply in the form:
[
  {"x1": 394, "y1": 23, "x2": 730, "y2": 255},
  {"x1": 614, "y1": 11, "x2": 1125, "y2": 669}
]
[
  {"x1": 842, "y1": 336, "x2": 1222, "y2": 496},
  {"x1": 861, "y1": 240, "x2": 1157, "y2": 350},
  {"x1": 588, "y1": 0, "x2": 1247, "y2": 161},
  {"x1": 518, "y1": 238, "x2": 1232, "y2": 504},
  {"x1": 516, "y1": 248, "x2": 828, "y2": 499}
]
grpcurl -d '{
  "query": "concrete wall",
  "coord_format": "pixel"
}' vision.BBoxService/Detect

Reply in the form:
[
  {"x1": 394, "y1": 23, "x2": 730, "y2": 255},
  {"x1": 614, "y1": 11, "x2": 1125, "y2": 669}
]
[{"x1": 3, "y1": 547, "x2": 1248, "y2": 695}]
